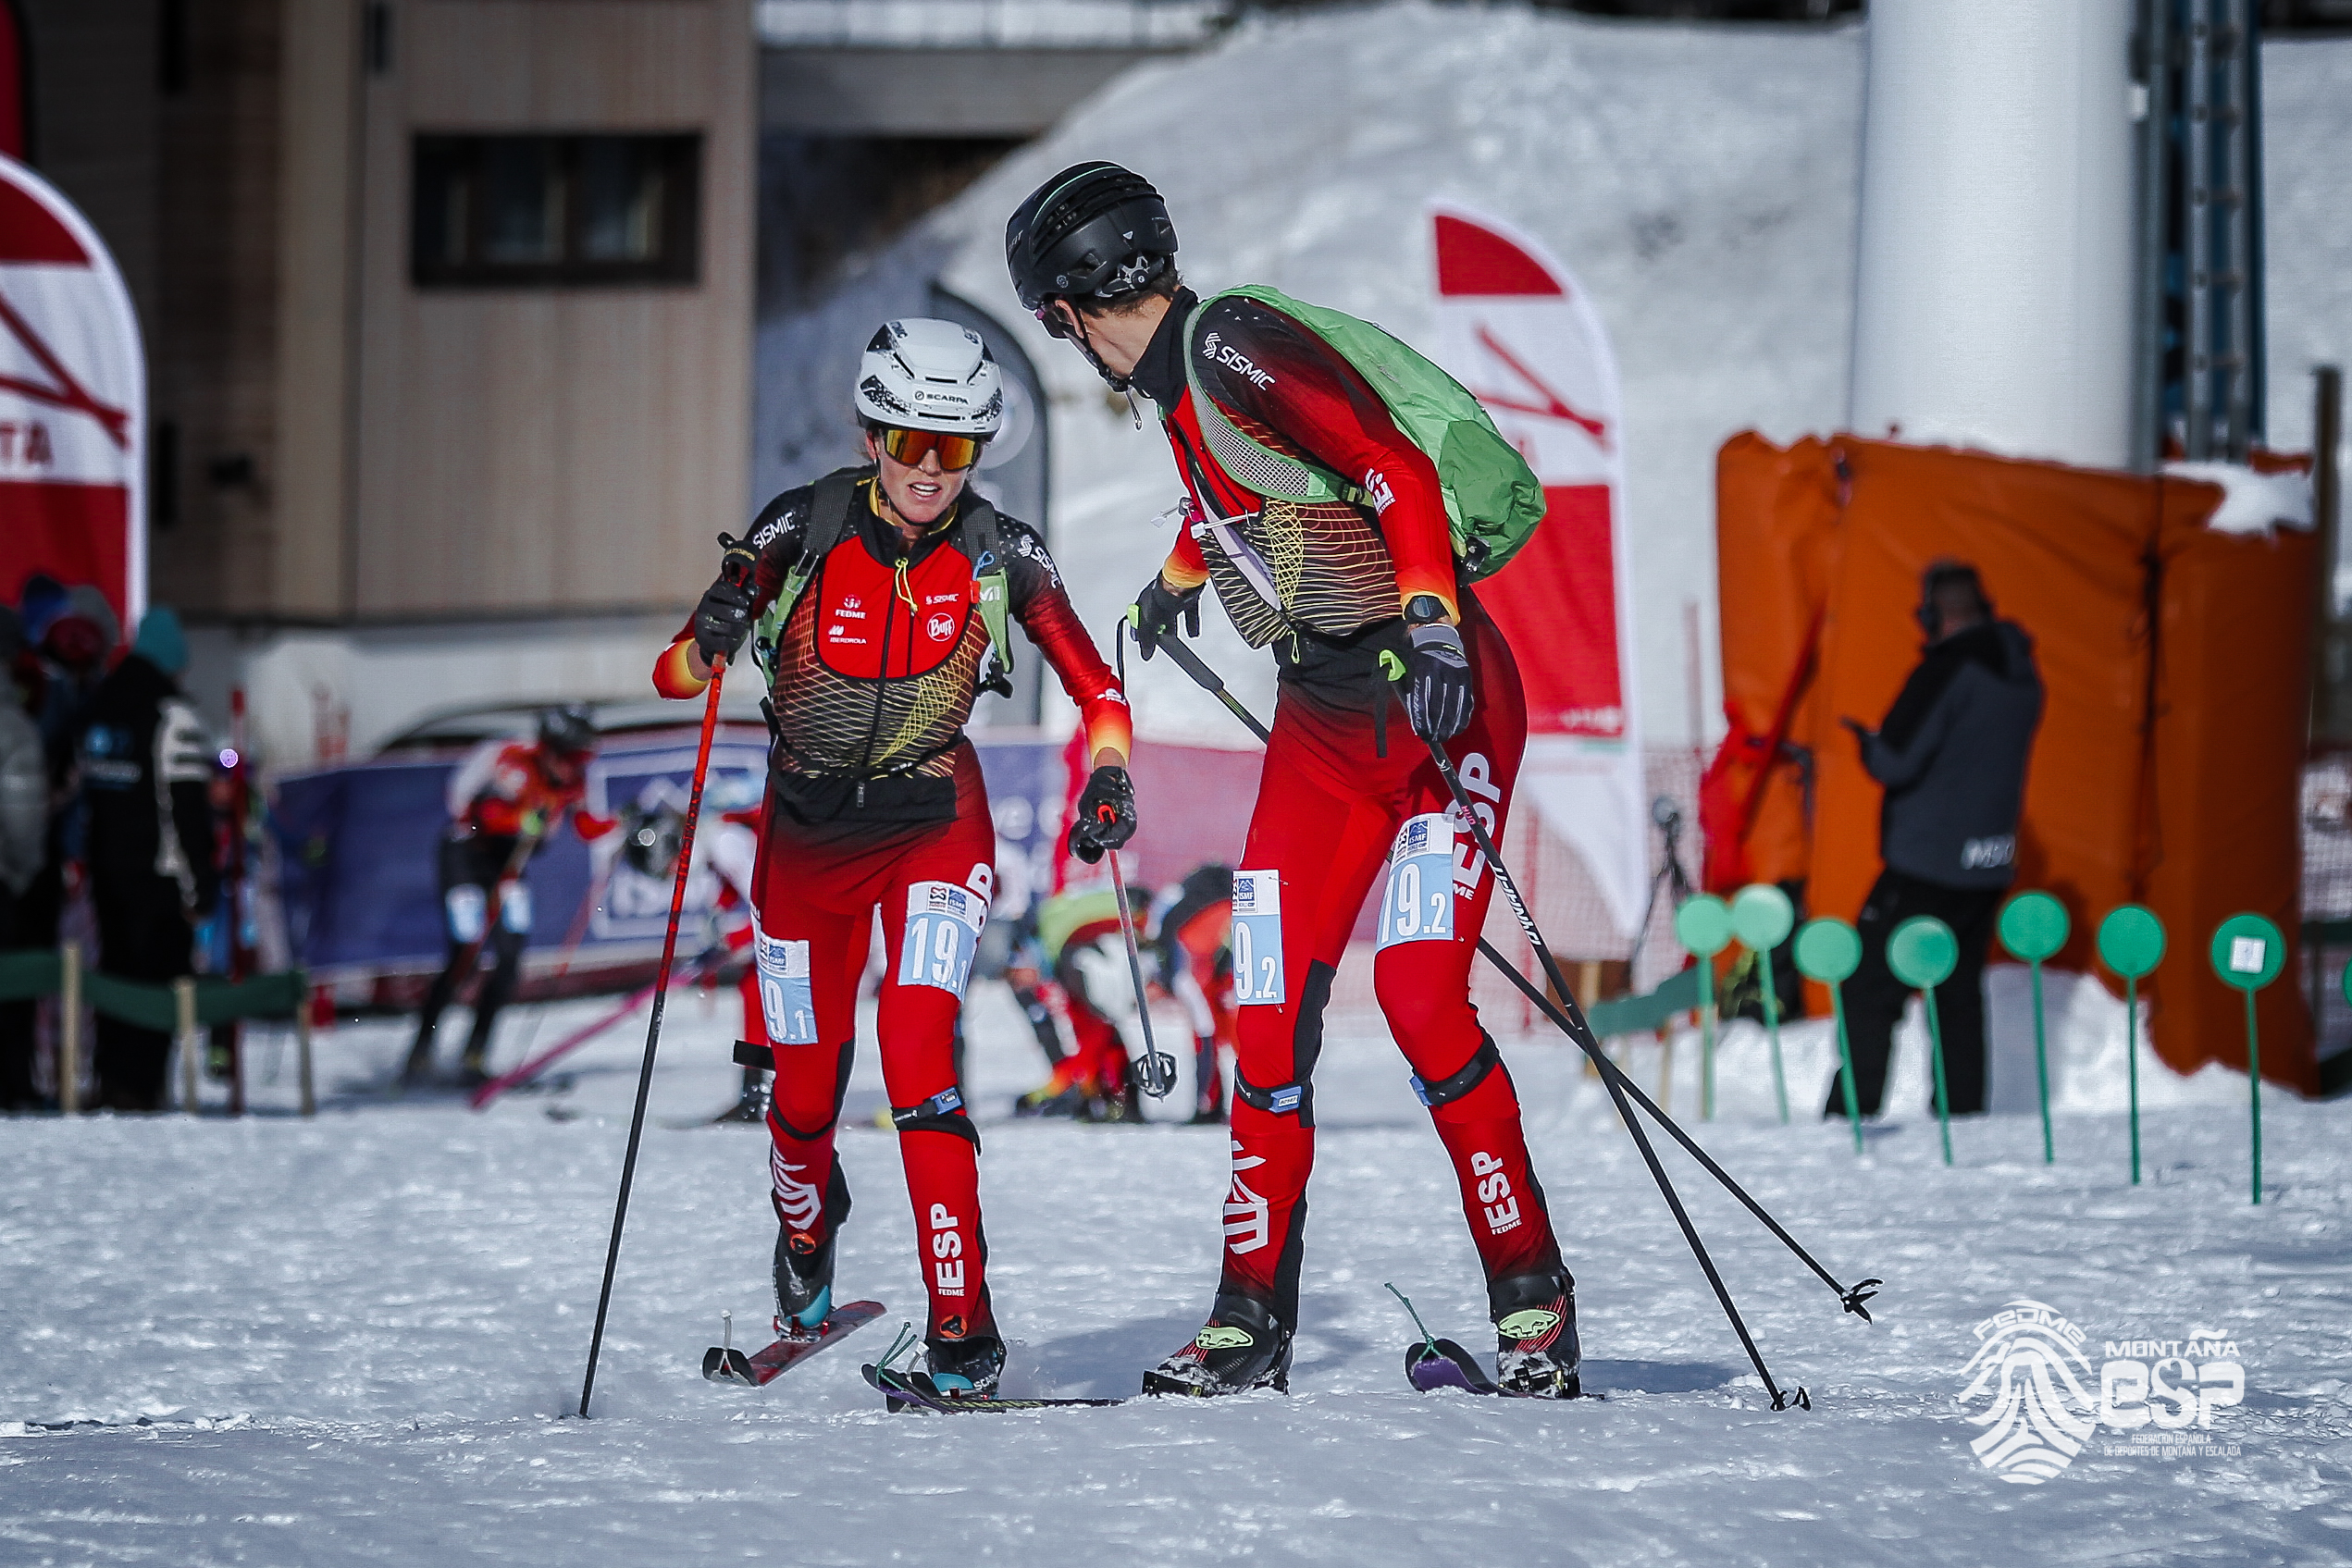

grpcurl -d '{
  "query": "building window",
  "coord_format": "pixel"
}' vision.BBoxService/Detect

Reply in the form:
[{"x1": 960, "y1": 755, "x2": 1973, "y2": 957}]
[{"x1": 412, "y1": 133, "x2": 700, "y2": 287}]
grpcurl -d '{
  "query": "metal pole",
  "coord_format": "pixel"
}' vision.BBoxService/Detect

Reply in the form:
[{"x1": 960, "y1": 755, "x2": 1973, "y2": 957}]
[
  {"x1": 2312, "y1": 365, "x2": 2344, "y2": 744},
  {"x1": 296, "y1": 976, "x2": 316, "y2": 1118},
  {"x1": 58, "y1": 943, "x2": 80, "y2": 1114},
  {"x1": 176, "y1": 977, "x2": 200, "y2": 1114}
]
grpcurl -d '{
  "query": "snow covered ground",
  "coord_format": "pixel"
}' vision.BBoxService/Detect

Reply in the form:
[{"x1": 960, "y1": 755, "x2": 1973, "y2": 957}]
[{"x1": 5, "y1": 973, "x2": 2348, "y2": 1566}]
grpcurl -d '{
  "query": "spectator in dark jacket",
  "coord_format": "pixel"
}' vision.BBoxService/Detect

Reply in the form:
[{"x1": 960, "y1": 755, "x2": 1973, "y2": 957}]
[
  {"x1": 1833, "y1": 562, "x2": 2043, "y2": 1118},
  {"x1": 78, "y1": 607, "x2": 217, "y2": 1111}
]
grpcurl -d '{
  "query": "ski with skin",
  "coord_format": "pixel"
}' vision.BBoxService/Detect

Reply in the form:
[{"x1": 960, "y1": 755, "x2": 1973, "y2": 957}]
[
  {"x1": 1389, "y1": 1284, "x2": 1591, "y2": 1401},
  {"x1": 860, "y1": 1361, "x2": 1126, "y2": 1414},
  {"x1": 702, "y1": 1301, "x2": 885, "y2": 1387}
]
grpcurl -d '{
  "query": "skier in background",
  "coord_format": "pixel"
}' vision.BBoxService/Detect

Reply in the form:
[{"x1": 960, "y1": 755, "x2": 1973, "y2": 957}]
[
  {"x1": 1151, "y1": 863, "x2": 1237, "y2": 1125},
  {"x1": 1009, "y1": 163, "x2": 1580, "y2": 1398},
  {"x1": 1021, "y1": 880, "x2": 1149, "y2": 1121},
  {"x1": 1837, "y1": 560, "x2": 2043, "y2": 1119},
  {"x1": 77, "y1": 608, "x2": 217, "y2": 1111},
  {"x1": 404, "y1": 706, "x2": 613, "y2": 1087},
  {"x1": 654, "y1": 318, "x2": 1133, "y2": 1399}
]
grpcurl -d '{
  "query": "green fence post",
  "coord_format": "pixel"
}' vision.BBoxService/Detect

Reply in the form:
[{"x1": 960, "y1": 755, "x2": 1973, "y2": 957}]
[
  {"x1": 2210, "y1": 913, "x2": 2284, "y2": 1205},
  {"x1": 2097, "y1": 906, "x2": 2166, "y2": 1185},
  {"x1": 1795, "y1": 918, "x2": 1865, "y2": 1154},
  {"x1": 1674, "y1": 895, "x2": 1734, "y2": 1121},
  {"x1": 1888, "y1": 916, "x2": 1960, "y2": 1166},
  {"x1": 1998, "y1": 892, "x2": 2071, "y2": 1165},
  {"x1": 1731, "y1": 883, "x2": 1798, "y2": 1124}
]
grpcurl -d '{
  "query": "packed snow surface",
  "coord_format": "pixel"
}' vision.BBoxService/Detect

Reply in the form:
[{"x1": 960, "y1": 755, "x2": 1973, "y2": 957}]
[{"x1": 4, "y1": 974, "x2": 2348, "y2": 1565}]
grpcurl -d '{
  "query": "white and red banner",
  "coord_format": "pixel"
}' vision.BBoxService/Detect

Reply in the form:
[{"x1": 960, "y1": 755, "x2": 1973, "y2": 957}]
[
  {"x1": 1430, "y1": 203, "x2": 1645, "y2": 939},
  {"x1": 0, "y1": 153, "x2": 144, "y2": 634}
]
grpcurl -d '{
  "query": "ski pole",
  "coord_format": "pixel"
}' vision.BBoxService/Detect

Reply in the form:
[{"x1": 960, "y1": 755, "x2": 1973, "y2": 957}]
[
  {"x1": 1387, "y1": 687, "x2": 1801, "y2": 1410},
  {"x1": 1103, "y1": 844, "x2": 1175, "y2": 1097},
  {"x1": 578, "y1": 549, "x2": 751, "y2": 1418},
  {"x1": 1154, "y1": 630, "x2": 1877, "y2": 1321},
  {"x1": 1106, "y1": 619, "x2": 1177, "y2": 1096}
]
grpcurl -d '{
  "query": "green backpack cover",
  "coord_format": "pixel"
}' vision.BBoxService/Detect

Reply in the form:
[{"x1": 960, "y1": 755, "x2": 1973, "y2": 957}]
[{"x1": 1182, "y1": 285, "x2": 1547, "y2": 581}]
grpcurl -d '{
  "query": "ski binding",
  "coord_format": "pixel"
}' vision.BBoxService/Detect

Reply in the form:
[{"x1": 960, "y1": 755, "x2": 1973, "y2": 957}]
[{"x1": 702, "y1": 1301, "x2": 885, "y2": 1388}]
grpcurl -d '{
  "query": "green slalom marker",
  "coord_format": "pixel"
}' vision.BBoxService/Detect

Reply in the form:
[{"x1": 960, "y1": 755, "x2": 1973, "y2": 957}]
[
  {"x1": 2097, "y1": 905, "x2": 2165, "y2": 1186},
  {"x1": 1794, "y1": 917, "x2": 1865, "y2": 1154},
  {"x1": 1888, "y1": 916, "x2": 1959, "y2": 1166},
  {"x1": 1731, "y1": 883, "x2": 1797, "y2": 1124},
  {"x1": 2209, "y1": 913, "x2": 2284, "y2": 1205},
  {"x1": 1998, "y1": 891, "x2": 2071, "y2": 1165},
  {"x1": 1675, "y1": 895, "x2": 1734, "y2": 1121}
]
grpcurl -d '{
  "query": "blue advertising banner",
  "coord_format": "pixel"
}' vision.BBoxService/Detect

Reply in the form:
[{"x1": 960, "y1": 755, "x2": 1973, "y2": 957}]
[{"x1": 269, "y1": 729, "x2": 1069, "y2": 980}]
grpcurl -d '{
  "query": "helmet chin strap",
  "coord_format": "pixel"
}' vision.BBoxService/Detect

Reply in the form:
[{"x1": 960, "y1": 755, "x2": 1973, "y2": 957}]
[{"x1": 1060, "y1": 304, "x2": 1133, "y2": 395}]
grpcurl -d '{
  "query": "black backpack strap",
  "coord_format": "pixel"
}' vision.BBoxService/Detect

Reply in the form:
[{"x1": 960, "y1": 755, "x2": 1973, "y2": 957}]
[
  {"x1": 757, "y1": 465, "x2": 873, "y2": 676},
  {"x1": 957, "y1": 492, "x2": 1017, "y2": 694}
]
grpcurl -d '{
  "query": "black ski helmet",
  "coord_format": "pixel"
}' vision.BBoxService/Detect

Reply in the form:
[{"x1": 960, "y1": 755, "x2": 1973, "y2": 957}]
[
  {"x1": 538, "y1": 703, "x2": 598, "y2": 758},
  {"x1": 1005, "y1": 161, "x2": 1178, "y2": 319}
]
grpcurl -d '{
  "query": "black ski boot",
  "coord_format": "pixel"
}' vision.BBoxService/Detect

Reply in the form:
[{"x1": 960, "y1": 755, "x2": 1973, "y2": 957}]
[
  {"x1": 924, "y1": 1334, "x2": 1006, "y2": 1400},
  {"x1": 1142, "y1": 1293, "x2": 1294, "y2": 1397},
  {"x1": 773, "y1": 1225, "x2": 837, "y2": 1338},
  {"x1": 1491, "y1": 1270, "x2": 1581, "y2": 1398}
]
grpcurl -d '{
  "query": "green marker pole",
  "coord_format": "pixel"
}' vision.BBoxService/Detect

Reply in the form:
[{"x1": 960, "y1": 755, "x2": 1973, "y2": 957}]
[
  {"x1": 1923, "y1": 983, "x2": 1952, "y2": 1166},
  {"x1": 2126, "y1": 972, "x2": 2141, "y2": 1184},
  {"x1": 2246, "y1": 987, "x2": 2262, "y2": 1206},
  {"x1": 2030, "y1": 957, "x2": 2052, "y2": 1164},
  {"x1": 1700, "y1": 958, "x2": 1716, "y2": 1122},
  {"x1": 1672, "y1": 896, "x2": 1732, "y2": 1125},
  {"x1": 1795, "y1": 919, "x2": 1864, "y2": 1156},
  {"x1": 1888, "y1": 916, "x2": 1959, "y2": 1167},
  {"x1": 1761, "y1": 958, "x2": 1788, "y2": 1125},
  {"x1": 1830, "y1": 986, "x2": 1862, "y2": 1154},
  {"x1": 2209, "y1": 913, "x2": 2283, "y2": 1208},
  {"x1": 1999, "y1": 894, "x2": 2070, "y2": 1167},
  {"x1": 1731, "y1": 883, "x2": 1797, "y2": 1127},
  {"x1": 2098, "y1": 905, "x2": 2164, "y2": 1189}
]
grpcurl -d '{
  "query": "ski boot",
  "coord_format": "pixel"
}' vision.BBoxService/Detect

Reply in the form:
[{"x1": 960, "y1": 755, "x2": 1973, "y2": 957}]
[
  {"x1": 455, "y1": 1046, "x2": 491, "y2": 1090},
  {"x1": 1142, "y1": 1293, "x2": 1294, "y2": 1397},
  {"x1": 773, "y1": 1224, "x2": 838, "y2": 1339},
  {"x1": 1491, "y1": 1270, "x2": 1581, "y2": 1398},
  {"x1": 924, "y1": 1333, "x2": 1006, "y2": 1400},
  {"x1": 1015, "y1": 1080, "x2": 1090, "y2": 1117}
]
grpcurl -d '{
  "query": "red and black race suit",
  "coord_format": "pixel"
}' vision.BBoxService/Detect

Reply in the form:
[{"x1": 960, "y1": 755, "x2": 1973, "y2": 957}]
[
  {"x1": 1130, "y1": 289, "x2": 1562, "y2": 1327},
  {"x1": 652, "y1": 475, "x2": 1128, "y2": 1346}
]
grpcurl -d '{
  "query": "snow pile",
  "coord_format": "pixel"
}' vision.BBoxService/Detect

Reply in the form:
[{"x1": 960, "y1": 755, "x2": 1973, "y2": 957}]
[
  {"x1": 2162, "y1": 461, "x2": 2315, "y2": 537},
  {"x1": 3, "y1": 977, "x2": 2346, "y2": 1564}
]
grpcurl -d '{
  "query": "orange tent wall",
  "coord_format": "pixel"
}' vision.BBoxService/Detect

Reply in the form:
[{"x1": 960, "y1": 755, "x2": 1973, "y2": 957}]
[
  {"x1": 2142, "y1": 486, "x2": 2320, "y2": 1092},
  {"x1": 1714, "y1": 433, "x2": 2317, "y2": 1091},
  {"x1": 1708, "y1": 435, "x2": 1841, "y2": 889}
]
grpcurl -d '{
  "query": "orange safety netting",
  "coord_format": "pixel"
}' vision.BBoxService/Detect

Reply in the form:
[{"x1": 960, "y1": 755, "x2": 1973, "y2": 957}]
[{"x1": 1710, "y1": 433, "x2": 2317, "y2": 1093}]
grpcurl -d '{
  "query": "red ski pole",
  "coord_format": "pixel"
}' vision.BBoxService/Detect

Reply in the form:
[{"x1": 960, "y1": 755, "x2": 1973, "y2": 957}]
[{"x1": 579, "y1": 553, "x2": 750, "y2": 1417}]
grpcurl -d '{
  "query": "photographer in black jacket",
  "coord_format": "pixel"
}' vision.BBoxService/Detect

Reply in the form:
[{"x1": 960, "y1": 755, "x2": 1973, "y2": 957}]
[{"x1": 1834, "y1": 562, "x2": 2042, "y2": 1118}]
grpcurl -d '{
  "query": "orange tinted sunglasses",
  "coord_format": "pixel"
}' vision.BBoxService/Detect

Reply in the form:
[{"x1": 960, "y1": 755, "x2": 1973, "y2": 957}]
[{"x1": 878, "y1": 426, "x2": 984, "y2": 472}]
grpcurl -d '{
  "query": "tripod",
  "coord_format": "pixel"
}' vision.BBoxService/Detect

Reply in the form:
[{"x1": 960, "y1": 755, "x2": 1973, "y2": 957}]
[{"x1": 1629, "y1": 796, "x2": 1697, "y2": 966}]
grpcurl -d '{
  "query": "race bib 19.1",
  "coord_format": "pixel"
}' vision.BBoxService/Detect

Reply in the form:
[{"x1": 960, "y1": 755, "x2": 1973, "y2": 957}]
[
  {"x1": 755, "y1": 931, "x2": 818, "y2": 1044},
  {"x1": 899, "y1": 881, "x2": 986, "y2": 997}
]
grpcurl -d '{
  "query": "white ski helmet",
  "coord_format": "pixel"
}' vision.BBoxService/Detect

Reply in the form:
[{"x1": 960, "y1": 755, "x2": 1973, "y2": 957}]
[{"x1": 854, "y1": 318, "x2": 1003, "y2": 438}]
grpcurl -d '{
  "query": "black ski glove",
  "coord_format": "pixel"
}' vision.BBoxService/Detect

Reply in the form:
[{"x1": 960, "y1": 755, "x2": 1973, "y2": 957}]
[
  {"x1": 1067, "y1": 765, "x2": 1137, "y2": 863},
  {"x1": 693, "y1": 568, "x2": 755, "y2": 667},
  {"x1": 1402, "y1": 621, "x2": 1476, "y2": 742},
  {"x1": 1130, "y1": 574, "x2": 1203, "y2": 661}
]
